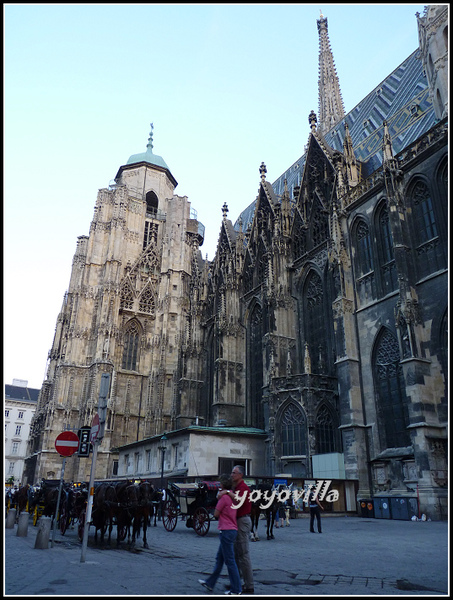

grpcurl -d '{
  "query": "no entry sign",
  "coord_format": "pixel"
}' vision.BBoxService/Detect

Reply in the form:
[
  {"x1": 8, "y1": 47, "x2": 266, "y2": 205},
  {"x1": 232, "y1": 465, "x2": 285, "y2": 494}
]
[{"x1": 55, "y1": 431, "x2": 80, "y2": 457}]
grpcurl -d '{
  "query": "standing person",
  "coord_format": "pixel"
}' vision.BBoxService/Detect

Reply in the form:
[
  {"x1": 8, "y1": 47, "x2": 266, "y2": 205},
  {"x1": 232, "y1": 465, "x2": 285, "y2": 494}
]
[
  {"x1": 219, "y1": 465, "x2": 254, "y2": 594},
  {"x1": 199, "y1": 475, "x2": 242, "y2": 595},
  {"x1": 309, "y1": 489, "x2": 324, "y2": 533},
  {"x1": 277, "y1": 502, "x2": 285, "y2": 528}
]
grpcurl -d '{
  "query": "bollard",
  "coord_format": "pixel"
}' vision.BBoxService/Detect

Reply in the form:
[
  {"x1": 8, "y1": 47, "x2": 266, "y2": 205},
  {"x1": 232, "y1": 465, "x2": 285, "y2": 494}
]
[
  {"x1": 16, "y1": 511, "x2": 29, "y2": 537},
  {"x1": 34, "y1": 516, "x2": 52, "y2": 549},
  {"x1": 6, "y1": 508, "x2": 16, "y2": 529}
]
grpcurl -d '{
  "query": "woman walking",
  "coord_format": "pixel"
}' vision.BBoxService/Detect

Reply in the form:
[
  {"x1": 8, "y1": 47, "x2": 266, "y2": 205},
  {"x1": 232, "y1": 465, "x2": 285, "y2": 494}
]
[{"x1": 199, "y1": 475, "x2": 242, "y2": 595}]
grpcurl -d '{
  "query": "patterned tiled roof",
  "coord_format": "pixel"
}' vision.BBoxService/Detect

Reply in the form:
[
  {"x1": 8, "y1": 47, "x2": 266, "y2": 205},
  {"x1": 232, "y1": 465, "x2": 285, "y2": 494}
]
[{"x1": 236, "y1": 49, "x2": 437, "y2": 232}]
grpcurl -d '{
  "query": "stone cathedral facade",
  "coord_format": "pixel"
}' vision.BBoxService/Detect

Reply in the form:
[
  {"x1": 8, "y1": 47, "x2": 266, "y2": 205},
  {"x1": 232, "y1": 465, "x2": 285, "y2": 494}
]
[{"x1": 26, "y1": 6, "x2": 448, "y2": 518}]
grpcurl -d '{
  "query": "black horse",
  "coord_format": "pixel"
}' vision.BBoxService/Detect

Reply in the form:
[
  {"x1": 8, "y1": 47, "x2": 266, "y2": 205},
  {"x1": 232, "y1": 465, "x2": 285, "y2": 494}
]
[{"x1": 250, "y1": 483, "x2": 279, "y2": 541}]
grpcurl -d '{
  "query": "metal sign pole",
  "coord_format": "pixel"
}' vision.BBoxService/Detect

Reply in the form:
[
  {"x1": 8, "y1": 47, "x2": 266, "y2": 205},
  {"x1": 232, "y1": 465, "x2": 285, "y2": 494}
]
[
  {"x1": 80, "y1": 440, "x2": 98, "y2": 563},
  {"x1": 80, "y1": 372, "x2": 110, "y2": 563},
  {"x1": 51, "y1": 456, "x2": 66, "y2": 548}
]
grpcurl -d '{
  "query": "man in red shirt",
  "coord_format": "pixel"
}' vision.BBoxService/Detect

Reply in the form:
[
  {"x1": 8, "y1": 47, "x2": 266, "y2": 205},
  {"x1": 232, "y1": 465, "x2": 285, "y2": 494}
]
[{"x1": 220, "y1": 465, "x2": 254, "y2": 594}]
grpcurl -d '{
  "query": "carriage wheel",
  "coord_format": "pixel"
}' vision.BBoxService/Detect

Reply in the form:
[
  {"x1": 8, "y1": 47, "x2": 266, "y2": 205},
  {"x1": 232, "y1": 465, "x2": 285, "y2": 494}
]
[
  {"x1": 78, "y1": 510, "x2": 85, "y2": 542},
  {"x1": 193, "y1": 507, "x2": 210, "y2": 536},
  {"x1": 59, "y1": 504, "x2": 68, "y2": 535},
  {"x1": 33, "y1": 505, "x2": 39, "y2": 526},
  {"x1": 162, "y1": 500, "x2": 178, "y2": 532}
]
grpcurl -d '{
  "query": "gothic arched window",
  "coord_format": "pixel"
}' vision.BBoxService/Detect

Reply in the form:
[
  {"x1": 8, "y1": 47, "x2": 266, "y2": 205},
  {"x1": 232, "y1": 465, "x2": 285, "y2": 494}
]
[
  {"x1": 311, "y1": 198, "x2": 329, "y2": 247},
  {"x1": 410, "y1": 180, "x2": 445, "y2": 278},
  {"x1": 315, "y1": 404, "x2": 337, "y2": 454},
  {"x1": 145, "y1": 190, "x2": 158, "y2": 215},
  {"x1": 354, "y1": 219, "x2": 374, "y2": 276},
  {"x1": 122, "y1": 320, "x2": 141, "y2": 371},
  {"x1": 249, "y1": 305, "x2": 264, "y2": 428},
  {"x1": 376, "y1": 204, "x2": 397, "y2": 295},
  {"x1": 281, "y1": 403, "x2": 307, "y2": 456},
  {"x1": 303, "y1": 271, "x2": 325, "y2": 373},
  {"x1": 373, "y1": 328, "x2": 410, "y2": 449}
]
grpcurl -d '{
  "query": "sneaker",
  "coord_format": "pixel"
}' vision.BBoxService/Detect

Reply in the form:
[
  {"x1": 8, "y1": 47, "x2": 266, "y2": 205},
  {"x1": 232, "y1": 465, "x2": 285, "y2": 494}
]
[
  {"x1": 224, "y1": 591, "x2": 241, "y2": 595},
  {"x1": 198, "y1": 580, "x2": 213, "y2": 592}
]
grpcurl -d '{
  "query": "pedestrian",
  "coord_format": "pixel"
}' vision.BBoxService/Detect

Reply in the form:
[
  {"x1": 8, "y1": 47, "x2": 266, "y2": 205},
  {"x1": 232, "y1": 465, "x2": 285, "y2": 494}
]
[
  {"x1": 198, "y1": 475, "x2": 242, "y2": 596},
  {"x1": 219, "y1": 465, "x2": 254, "y2": 594},
  {"x1": 278, "y1": 502, "x2": 285, "y2": 528},
  {"x1": 309, "y1": 490, "x2": 324, "y2": 533},
  {"x1": 285, "y1": 502, "x2": 291, "y2": 527}
]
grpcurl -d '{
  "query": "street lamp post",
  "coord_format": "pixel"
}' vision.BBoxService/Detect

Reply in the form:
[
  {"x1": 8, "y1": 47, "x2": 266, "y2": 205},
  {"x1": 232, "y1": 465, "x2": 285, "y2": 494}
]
[{"x1": 158, "y1": 433, "x2": 167, "y2": 520}]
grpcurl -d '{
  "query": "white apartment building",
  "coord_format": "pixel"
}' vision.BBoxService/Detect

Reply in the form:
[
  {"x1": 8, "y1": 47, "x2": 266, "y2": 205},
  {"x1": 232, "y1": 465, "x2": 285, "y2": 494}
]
[{"x1": 4, "y1": 380, "x2": 39, "y2": 485}]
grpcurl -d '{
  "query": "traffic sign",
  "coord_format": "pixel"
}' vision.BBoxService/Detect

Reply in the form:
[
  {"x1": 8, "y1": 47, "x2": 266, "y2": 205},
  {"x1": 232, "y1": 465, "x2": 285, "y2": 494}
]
[
  {"x1": 55, "y1": 431, "x2": 80, "y2": 457},
  {"x1": 90, "y1": 413, "x2": 100, "y2": 443}
]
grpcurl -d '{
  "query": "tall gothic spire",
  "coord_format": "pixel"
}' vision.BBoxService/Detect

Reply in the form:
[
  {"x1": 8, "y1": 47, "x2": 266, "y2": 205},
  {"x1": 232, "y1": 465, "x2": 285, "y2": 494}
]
[{"x1": 317, "y1": 11, "x2": 345, "y2": 134}]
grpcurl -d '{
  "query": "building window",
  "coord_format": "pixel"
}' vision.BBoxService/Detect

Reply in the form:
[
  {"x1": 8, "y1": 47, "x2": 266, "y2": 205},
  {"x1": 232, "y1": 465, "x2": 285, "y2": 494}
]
[
  {"x1": 218, "y1": 458, "x2": 248, "y2": 476},
  {"x1": 376, "y1": 204, "x2": 397, "y2": 295},
  {"x1": 303, "y1": 271, "x2": 326, "y2": 373},
  {"x1": 5, "y1": 410, "x2": 9, "y2": 418},
  {"x1": 373, "y1": 328, "x2": 410, "y2": 449},
  {"x1": 249, "y1": 305, "x2": 264, "y2": 428},
  {"x1": 18, "y1": 411, "x2": 24, "y2": 419},
  {"x1": 122, "y1": 321, "x2": 141, "y2": 371},
  {"x1": 143, "y1": 221, "x2": 159, "y2": 249},
  {"x1": 12, "y1": 442, "x2": 20, "y2": 454},
  {"x1": 145, "y1": 190, "x2": 158, "y2": 215},
  {"x1": 315, "y1": 405, "x2": 337, "y2": 454},
  {"x1": 410, "y1": 180, "x2": 444, "y2": 278},
  {"x1": 354, "y1": 220, "x2": 374, "y2": 276},
  {"x1": 15, "y1": 425, "x2": 22, "y2": 436},
  {"x1": 281, "y1": 403, "x2": 307, "y2": 456}
]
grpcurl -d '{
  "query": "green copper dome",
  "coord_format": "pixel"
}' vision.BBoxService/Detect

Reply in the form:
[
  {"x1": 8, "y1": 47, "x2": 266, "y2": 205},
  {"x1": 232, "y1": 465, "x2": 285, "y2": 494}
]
[{"x1": 126, "y1": 123, "x2": 170, "y2": 170}]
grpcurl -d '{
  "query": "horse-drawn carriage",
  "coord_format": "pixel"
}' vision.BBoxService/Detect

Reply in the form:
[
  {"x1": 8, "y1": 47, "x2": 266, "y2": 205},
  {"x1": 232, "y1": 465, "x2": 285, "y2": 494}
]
[
  {"x1": 30, "y1": 479, "x2": 88, "y2": 537},
  {"x1": 162, "y1": 481, "x2": 221, "y2": 536}
]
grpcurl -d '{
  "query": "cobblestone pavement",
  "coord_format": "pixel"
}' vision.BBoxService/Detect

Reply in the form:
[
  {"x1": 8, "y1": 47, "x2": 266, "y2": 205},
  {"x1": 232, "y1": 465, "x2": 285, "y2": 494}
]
[{"x1": 4, "y1": 513, "x2": 449, "y2": 596}]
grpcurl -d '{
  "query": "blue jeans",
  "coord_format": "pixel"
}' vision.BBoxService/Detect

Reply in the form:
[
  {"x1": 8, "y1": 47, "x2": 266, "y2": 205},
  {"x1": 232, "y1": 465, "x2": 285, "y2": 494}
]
[{"x1": 205, "y1": 529, "x2": 242, "y2": 594}]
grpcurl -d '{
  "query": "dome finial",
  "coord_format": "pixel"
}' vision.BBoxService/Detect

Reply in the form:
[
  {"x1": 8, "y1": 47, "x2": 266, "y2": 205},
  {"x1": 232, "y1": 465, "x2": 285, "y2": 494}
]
[{"x1": 146, "y1": 123, "x2": 154, "y2": 151}]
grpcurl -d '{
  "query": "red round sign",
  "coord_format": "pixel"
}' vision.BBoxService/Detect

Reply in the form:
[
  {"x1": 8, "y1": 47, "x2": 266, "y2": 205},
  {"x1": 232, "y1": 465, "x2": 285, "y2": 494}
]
[{"x1": 55, "y1": 431, "x2": 80, "y2": 457}]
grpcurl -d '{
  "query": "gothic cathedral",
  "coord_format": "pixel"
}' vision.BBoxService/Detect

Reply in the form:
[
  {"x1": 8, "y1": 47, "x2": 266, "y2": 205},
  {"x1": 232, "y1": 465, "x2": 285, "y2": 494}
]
[{"x1": 26, "y1": 6, "x2": 448, "y2": 518}]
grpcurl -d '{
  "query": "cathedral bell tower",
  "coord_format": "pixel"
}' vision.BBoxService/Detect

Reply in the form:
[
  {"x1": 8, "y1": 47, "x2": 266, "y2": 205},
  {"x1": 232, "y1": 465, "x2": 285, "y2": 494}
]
[{"x1": 26, "y1": 124, "x2": 206, "y2": 484}]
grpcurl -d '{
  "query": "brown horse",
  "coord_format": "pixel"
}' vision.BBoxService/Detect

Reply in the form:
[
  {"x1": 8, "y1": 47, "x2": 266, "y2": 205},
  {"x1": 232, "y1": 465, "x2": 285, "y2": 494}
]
[
  {"x1": 92, "y1": 482, "x2": 122, "y2": 545},
  {"x1": 128, "y1": 482, "x2": 161, "y2": 549},
  {"x1": 15, "y1": 485, "x2": 30, "y2": 513}
]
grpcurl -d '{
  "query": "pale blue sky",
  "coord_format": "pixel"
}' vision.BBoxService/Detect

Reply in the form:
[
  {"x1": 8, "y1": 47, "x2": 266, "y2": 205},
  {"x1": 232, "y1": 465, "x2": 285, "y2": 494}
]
[{"x1": 4, "y1": 3, "x2": 428, "y2": 388}]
